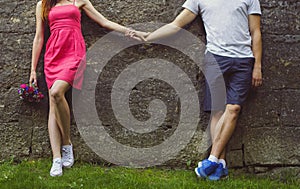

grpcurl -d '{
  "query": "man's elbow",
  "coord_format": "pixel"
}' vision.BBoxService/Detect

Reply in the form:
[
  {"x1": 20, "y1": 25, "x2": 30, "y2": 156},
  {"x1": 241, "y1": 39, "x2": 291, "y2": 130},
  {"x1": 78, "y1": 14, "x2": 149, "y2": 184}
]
[
  {"x1": 170, "y1": 20, "x2": 183, "y2": 28},
  {"x1": 251, "y1": 29, "x2": 262, "y2": 40}
]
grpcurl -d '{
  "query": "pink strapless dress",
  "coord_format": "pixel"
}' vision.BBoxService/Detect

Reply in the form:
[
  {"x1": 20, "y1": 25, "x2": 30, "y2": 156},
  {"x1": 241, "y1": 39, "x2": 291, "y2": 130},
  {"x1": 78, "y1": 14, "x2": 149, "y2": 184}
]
[{"x1": 44, "y1": 5, "x2": 86, "y2": 90}]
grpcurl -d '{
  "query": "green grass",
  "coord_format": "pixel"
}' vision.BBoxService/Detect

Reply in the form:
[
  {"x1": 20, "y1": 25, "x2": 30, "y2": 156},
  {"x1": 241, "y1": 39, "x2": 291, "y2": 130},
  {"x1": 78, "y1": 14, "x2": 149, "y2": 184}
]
[{"x1": 0, "y1": 159, "x2": 299, "y2": 189}]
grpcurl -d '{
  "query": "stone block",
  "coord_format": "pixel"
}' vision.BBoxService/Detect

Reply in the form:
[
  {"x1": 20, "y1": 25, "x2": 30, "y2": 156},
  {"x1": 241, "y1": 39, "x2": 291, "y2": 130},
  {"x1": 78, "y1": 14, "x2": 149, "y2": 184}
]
[
  {"x1": 244, "y1": 127, "x2": 282, "y2": 165},
  {"x1": 281, "y1": 90, "x2": 300, "y2": 126},
  {"x1": 277, "y1": 126, "x2": 300, "y2": 165},
  {"x1": 262, "y1": 38, "x2": 300, "y2": 90},
  {"x1": 227, "y1": 121, "x2": 244, "y2": 151},
  {"x1": 261, "y1": 0, "x2": 299, "y2": 35},
  {"x1": 31, "y1": 125, "x2": 51, "y2": 158},
  {"x1": 244, "y1": 127, "x2": 300, "y2": 166},
  {"x1": 0, "y1": 1, "x2": 35, "y2": 33},
  {"x1": 256, "y1": 167, "x2": 300, "y2": 180},
  {"x1": 227, "y1": 150, "x2": 244, "y2": 168},
  {"x1": 240, "y1": 90, "x2": 281, "y2": 128},
  {"x1": 0, "y1": 122, "x2": 32, "y2": 160}
]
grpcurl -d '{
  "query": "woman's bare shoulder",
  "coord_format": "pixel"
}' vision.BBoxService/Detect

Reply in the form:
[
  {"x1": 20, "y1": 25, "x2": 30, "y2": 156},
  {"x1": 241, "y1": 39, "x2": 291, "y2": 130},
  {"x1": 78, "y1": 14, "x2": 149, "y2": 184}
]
[
  {"x1": 37, "y1": 1, "x2": 42, "y2": 7},
  {"x1": 76, "y1": 0, "x2": 94, "y2": 8}
]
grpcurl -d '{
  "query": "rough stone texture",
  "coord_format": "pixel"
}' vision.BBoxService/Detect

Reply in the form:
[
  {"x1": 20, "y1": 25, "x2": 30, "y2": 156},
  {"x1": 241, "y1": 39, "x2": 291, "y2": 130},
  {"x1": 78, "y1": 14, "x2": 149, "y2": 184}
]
[
  {"x1": 227, "y1": 150, "x2": 244, "y2": 168},
  {"x1": 281, "y1": 90, "x2": 300, "y2": 126},
  {"x1": 255, "y1": 167, "x2": 300, "y2": 180},
  {"x1": 0, "y1": 0, "x2": 299, "y2": 174},
  {"x1": 244, "y1": 127, "x2": 300, "y2": 166}
]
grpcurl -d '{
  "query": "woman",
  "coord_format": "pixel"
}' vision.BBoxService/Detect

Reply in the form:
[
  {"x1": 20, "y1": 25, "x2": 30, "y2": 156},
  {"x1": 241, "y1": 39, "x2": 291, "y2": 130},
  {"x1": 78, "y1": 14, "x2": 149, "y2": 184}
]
[{"x1": 29, "y1": 0, "x2": 148, "y2": 177}]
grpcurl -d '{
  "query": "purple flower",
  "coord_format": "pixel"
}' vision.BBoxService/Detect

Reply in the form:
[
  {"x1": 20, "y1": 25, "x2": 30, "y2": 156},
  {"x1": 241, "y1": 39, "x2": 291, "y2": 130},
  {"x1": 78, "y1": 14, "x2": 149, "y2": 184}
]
[{"x1": 18, "y1": 83, "x2": 44, "y2": 103}]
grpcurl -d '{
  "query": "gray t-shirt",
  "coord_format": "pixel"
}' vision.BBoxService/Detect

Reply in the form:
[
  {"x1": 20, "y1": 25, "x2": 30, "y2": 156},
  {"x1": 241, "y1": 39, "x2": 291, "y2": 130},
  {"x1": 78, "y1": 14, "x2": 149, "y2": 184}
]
[{"x1": 182, "y1": 0, "x2": 261, "y2": 58}]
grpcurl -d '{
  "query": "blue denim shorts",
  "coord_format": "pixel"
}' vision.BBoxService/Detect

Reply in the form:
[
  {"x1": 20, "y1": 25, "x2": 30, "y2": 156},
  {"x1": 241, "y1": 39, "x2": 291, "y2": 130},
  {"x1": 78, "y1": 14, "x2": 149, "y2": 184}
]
[{"x1": 203, "y1": 51, "x2": 254, "y2": 111}]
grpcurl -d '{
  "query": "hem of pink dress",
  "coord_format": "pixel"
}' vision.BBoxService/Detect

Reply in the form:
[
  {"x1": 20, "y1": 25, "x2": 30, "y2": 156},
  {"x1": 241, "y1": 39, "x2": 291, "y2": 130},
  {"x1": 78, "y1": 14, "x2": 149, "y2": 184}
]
[{"x1": 47, "y1": 78, "x2": 82, "y2": 90}]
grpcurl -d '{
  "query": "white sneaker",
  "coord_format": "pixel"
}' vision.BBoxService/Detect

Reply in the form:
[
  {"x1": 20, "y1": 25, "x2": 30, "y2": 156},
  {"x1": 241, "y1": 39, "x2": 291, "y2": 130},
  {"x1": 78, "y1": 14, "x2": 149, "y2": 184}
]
[
  {"x1": 50, "y1": 158, "x2": 63, "y2": 177},
  {"x1": 62, "y1": 144, "x2": 74, "y2": 168}
]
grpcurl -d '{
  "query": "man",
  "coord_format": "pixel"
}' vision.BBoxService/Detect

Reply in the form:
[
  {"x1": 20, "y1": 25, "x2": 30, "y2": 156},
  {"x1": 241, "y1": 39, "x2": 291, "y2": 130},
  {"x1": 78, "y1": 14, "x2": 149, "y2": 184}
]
[{"x1": 146, "y1": 0, "x2": 262, "y2": 180}]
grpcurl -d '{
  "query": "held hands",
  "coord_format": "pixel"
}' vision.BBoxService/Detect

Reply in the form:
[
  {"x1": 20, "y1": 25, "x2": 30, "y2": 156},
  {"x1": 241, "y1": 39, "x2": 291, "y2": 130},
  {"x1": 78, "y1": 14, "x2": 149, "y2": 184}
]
[{"x1": 125, "y1": 28, "x2": 150, "y2": 42}]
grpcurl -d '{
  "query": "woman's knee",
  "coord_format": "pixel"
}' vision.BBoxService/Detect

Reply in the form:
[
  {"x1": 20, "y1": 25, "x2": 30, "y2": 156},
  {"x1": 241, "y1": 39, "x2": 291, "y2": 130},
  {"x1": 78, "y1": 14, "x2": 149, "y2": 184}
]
[
  {"x1": 49, "y1": 81, "x2": 70, "y2": 104},
  {"x1": 50, "y1": 88, "x2": 64, "y2": 104},
  {"x1": 226, "y1": 104, "x2": 241, "y2": 116}
]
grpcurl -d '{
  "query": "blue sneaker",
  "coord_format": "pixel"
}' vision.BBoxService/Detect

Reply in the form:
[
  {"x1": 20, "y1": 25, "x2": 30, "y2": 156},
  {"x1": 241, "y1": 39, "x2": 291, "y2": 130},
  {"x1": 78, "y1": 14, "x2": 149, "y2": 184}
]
[
  {"x1": 197, "y1": 161, "x2": 202, "y2": 167},
  {"x1": 208, "y1": 163, "x2": 229, "y2": 181},
  {"x1": 194, "y1": 159, "x2": 218, "y2": 178}
]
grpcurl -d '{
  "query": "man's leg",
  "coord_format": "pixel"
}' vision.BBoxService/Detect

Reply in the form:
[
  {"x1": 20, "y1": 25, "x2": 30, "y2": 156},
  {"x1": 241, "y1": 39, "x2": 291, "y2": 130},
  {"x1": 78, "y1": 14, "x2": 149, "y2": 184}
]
[
  {"x1": 210, "y1": 111, "x2": 226, "y2": 164},
  {"x1": 199, "y1": 110, "x2": 227, "y2": 165},
  {"x1": 196, "y1": 55, "x2": 253, "y2": 180},
  {"x1": 195, "y1": 111, "x2": 225, "y2": 178},
  {"x1": 210, "y1": 104, "x2": 241, "y2": 158},
  {"x1": 210, "y1": 57, "x2": 253, "y2": 159},
  {"x1": 196, "y1": 104, "x2": 240, "y2": 179}
]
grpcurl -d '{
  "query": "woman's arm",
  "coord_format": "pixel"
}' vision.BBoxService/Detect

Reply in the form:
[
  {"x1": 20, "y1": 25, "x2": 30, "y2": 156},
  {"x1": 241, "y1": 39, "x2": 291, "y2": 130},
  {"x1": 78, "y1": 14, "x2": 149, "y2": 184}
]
[
  {"x1": 146, "y1": 9, "x2": 197, "y2": 41},
  {"x1": 249, "y1": 14, "x2": 263, "y2": 87},
  {"x1": 79, "y1": 0, "x2": 147, "y2": 39},
  {"x1": 29, "y1": 1, "x2": 45, "y2": 86}
]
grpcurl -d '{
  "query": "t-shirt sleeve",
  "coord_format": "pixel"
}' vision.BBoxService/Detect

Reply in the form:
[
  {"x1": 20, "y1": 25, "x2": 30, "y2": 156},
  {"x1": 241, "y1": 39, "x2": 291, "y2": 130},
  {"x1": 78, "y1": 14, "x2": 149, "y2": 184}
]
[
  {"x1": 182, "y1": 0, "x2": 200, "y2": 15},
  {"x1": 248, "y1": 0, "x2": 262, "y2": 15}
]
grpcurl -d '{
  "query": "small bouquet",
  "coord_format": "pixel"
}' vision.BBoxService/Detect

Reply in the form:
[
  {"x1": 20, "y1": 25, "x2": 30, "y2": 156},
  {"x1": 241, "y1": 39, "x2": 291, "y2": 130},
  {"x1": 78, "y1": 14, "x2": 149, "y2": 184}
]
[{"x1": 18, "y1": 83, "x2": 44, "y2": 102}]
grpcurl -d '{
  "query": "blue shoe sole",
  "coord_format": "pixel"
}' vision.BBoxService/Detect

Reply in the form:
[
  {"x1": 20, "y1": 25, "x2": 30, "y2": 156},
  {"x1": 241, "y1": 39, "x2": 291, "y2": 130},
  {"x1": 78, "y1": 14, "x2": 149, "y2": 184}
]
[
  {"x1": 194, "y1": 167, "x2": 201, "y2": 177},
  {"x1": 194, "y1": 167, "x2": 208, "y2": 178},
  {"x1": 208, "y1": 174, "x2": 229, "y2": 181},
  {"x1": 208, "y1": 167, "x2": 229, "y2": 181}
]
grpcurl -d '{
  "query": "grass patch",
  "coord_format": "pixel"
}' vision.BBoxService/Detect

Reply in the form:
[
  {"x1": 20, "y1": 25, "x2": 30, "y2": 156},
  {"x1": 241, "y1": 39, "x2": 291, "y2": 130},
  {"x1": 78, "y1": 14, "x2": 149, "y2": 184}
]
[{"x1": 0, "y1": 159, "x2": 299, "y2": 189}]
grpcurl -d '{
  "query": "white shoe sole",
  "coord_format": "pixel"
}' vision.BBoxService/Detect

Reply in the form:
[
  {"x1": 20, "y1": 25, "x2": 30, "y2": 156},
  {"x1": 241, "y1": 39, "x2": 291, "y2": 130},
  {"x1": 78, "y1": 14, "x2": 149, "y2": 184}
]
[
  {"x1": 50, "y1": 172, "x2": 63, "y2": 177},
  {"x1": 62, "y1": 162, "x2": 74, "y2": 168}
]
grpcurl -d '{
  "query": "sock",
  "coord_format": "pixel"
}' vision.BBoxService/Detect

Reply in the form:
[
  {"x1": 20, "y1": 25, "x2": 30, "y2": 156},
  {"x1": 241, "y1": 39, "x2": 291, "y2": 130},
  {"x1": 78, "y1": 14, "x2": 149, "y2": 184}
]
[
  {"x1": 208, "y1": 155, "x2": 219, "y2": 163},
  {"x1": 219, "y1": 159, "x2": 226, "y2": 168}
]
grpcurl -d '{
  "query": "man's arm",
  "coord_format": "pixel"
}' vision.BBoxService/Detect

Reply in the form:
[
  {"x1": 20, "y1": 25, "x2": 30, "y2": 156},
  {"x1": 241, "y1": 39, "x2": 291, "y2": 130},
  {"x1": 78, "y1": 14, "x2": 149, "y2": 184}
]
[
  {"x1": 146, "y1": 9, "x2": 197, "y2": 41},
  {"x1": 249, "y1": 14, "x2": 263, "y2": 87}
]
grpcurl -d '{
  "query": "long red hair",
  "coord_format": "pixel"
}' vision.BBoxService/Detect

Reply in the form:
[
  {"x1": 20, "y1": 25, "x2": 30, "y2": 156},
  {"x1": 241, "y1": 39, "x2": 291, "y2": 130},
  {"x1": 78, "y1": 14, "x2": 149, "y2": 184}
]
[{"x1": 42, "y1": 0, "x2": 58, "y2": 21}]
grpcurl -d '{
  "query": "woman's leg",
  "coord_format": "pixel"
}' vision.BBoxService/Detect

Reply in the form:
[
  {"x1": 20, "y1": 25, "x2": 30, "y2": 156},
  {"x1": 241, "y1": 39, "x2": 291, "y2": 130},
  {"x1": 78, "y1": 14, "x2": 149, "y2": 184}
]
[
  {"x1": 48, "y1": 98, "x2": 62, "y2": 159},
  {"x1": 48, "y1": 80, "x2": 71, "y2": 159},
  {"x1": 48, "y1": 80, "x2": 71, "y2": 176}
]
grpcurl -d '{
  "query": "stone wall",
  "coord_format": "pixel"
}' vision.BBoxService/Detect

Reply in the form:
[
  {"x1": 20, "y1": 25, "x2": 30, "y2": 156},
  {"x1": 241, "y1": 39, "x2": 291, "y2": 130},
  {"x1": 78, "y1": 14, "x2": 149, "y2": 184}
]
[{"x1": 0, "y1": 0, "x2": 299, "y2": 174}]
